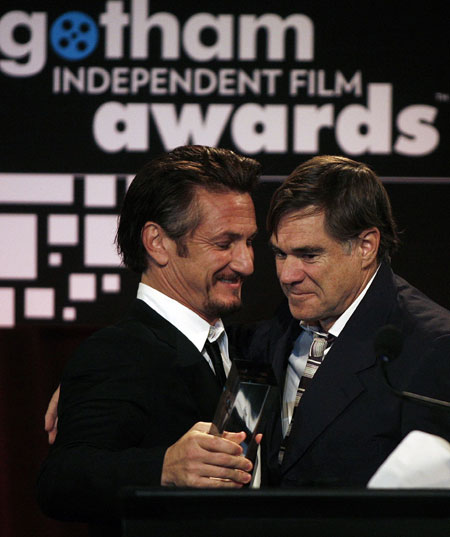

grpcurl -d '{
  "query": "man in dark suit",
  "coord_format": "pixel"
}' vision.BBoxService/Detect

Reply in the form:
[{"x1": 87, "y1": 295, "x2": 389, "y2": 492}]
[
  {"x1": 37, "y1": 145, "x2": 261, "y2": 531},
  {"x1": 43, "y1": 153, "x2": 450, "y2": 494},
  {"x1": 232, "y1": 155, "x2": 450, "y2": 487}
]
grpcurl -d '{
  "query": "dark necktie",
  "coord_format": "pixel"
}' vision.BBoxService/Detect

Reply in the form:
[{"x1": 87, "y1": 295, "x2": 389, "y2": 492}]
[
  {"x1": 278, "y1": 332, "x2": 335, "y2": 464},
  {"x1": 205, "y1": 339, "x2": 227, "y2": 387}
]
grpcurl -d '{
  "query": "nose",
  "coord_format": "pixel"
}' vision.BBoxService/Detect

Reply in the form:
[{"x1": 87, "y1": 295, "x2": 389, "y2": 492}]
[
  {"x1": 278, "y1": 256, "x2": 305, "y2": 285},
  {"x1": 230, "y1": 242, "x2": 254, "y2": 276}
]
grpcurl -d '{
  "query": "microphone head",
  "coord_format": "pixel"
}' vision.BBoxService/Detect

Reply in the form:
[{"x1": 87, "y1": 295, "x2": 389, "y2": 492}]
[{"x1": 374, "y1": 325, "x2": 403, "y2": 361}]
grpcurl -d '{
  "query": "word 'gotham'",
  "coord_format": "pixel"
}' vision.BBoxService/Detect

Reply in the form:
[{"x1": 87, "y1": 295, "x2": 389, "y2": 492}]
[{"x1": 0, "y1": 1, "x2": 313, "y2": 77}]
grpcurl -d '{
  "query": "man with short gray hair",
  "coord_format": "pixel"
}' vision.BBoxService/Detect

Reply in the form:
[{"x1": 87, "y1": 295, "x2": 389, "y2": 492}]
[{"x1": 233, "y1": 155, "x2": 450, "y2": 487}]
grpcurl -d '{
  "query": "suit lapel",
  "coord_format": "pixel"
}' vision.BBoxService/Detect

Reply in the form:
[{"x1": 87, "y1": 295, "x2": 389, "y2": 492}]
[
  {"x1": 280, "y1": 336, "x2": 370, "y2": 472},
  {"x1": 130, "y1": 299, "x2": 223, "y2": 421},
  {"x1": 173, "y1": 329, "x2": 223, "y2": 421},
  {"x1": 264, "y1": 306, "x2": 301, "y2": 477},
  {"x1": 280, "y1": 263, "x2": 398, "y2": 475}
]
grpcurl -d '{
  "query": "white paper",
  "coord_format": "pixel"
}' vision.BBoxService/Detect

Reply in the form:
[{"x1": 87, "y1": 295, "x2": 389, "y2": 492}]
[{"x1": 367, "y1": 430, "x2": 450, "y2": 489}]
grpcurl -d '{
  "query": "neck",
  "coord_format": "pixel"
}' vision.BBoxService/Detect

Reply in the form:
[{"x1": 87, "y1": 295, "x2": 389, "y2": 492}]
[{"x1": 317, "y1": 263, "x2": 380, "y2": 333}]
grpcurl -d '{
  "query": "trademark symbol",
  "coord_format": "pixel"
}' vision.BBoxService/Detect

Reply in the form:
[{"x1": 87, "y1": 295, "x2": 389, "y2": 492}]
[{"x1": 435, "y1": 92, "x2": 450, "y2": 102}]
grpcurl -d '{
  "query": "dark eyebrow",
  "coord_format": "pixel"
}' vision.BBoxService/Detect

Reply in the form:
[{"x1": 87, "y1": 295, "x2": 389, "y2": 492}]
[
  {"x1": 269, "y1": 241, "x2": 282, "y2": 253},
  {"x1": 291, "y1": 246, "x2": 325, "y2": 256},
  {"x1": 269, "y1": 242, "x2": 325, "y2": 256}
]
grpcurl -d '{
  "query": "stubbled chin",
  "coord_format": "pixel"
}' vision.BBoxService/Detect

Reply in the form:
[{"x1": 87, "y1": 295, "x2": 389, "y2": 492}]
[
  {"x1": 205, "y1": 294, "x2": 243, "y2": 318},
  {"x1": 218, "y1": 285, "x2": 243, "y2": 304}
]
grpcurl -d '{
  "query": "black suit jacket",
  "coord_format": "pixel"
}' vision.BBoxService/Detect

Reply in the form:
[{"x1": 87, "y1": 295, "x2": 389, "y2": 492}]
[
  {"x1": 231, "y1": 263, "x2": 450, "y2": 487},
  {"x1": 37, "y1": 299, "x2": 223, "y2": 529}
]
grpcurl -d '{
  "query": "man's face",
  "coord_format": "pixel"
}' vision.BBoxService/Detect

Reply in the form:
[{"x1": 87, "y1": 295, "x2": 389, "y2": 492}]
[
  {"x1": 271, "y1": 208, "x2": 371, "y2": 331},
  {"x1": 165, "y1": 189, "x2": 257, "y2": 324}
]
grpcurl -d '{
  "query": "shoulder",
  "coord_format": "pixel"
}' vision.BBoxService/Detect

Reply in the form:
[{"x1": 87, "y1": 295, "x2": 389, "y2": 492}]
[
  {"x1": 227, "y1": 300, "x2": 297, "y2": 360},
  {"x1": 393, "y1": 272, "x2": 450, "y2": 342},
  {"x1": 63, "y1": 300, "x2": 176, "y2": 377}
]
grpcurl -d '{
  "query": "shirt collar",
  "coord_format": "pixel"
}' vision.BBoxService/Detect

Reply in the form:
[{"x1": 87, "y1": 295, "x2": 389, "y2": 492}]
[
  {"x1": 137, "y1": 282, "x2": 224, "y2": 353},
  {"x1": 299, "y1": 265, "x2": 380, "y2": 338},
  {"x1": 327, "y1": 265, "x2": 380, "y2": 338}
]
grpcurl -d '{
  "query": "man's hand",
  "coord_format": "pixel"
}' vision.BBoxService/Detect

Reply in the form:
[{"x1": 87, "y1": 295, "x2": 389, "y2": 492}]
[
  {"x1": 161, "y1": 422, "x2": 253, "y2": 488},
  {"x1": 44, "y1": 385, "x2": 60, "y2": 445}
]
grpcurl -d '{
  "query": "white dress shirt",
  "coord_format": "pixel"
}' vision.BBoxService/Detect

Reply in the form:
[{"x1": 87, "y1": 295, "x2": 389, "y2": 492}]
[
  {"x1": 137, "y1": 282, "x2": 260, "y2": 486},
  {"x1": 136, "y1": 282, "x2": 232, "y2": 376}
]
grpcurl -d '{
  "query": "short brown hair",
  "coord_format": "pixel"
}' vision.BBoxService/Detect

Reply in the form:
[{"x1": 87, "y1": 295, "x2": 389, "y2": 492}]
[
  {"x1": 117, "y1": 145, "x2": 261, "y2": 273},
  {"x1": 267, "y1": 155, "x2": 399, "y2": 262}
]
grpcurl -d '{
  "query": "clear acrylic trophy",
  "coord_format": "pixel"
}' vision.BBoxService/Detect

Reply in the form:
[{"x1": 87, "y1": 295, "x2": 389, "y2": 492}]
[{"x1": 209, "y1": 359, "x2": 278, "y2": 467}]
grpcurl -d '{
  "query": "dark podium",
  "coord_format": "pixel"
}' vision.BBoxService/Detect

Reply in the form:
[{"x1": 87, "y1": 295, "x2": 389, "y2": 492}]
[{"x1": 119, "y1": 487, "x2": 450, "y2": 537}]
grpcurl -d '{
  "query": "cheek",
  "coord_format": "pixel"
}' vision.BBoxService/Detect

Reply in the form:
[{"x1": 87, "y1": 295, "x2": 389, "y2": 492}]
[
  {"x1": 326, "y1": 264, "x2": 358, "y2": 296},
  {"x1": 275, "y1": 260, "x2": 283, "y2": 278},
  {"x1": 306, "y1": 265, "x2": 339, "y2": 298},
  {"x1": 211, "y1": 252, "x2": 232, "y2": 272}
]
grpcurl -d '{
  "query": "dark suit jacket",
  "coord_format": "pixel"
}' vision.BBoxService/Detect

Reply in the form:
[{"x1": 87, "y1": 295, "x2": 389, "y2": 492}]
[
  {"x1": 230, "y1": 263, "x2": 450, "y2": 487},
  {"x1": 37, "y1": 299, "x2": 223, "y2": 530}
]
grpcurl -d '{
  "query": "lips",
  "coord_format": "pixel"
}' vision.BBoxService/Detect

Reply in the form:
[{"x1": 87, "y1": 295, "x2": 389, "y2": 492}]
[
  {"x1": 215, "y1": 272, "x2": 243, "y2": 287},
  {"x1": 217, "y1": 277, "x2": 241, "y2": 287},
  {"x1": 284, "y1": 286, "x2": 315, "y2": 298}
]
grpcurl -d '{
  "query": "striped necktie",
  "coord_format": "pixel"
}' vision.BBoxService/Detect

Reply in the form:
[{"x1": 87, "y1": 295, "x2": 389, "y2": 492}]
[{"x1": 278, "y1": 332, "x2": 335, "y2": 464}]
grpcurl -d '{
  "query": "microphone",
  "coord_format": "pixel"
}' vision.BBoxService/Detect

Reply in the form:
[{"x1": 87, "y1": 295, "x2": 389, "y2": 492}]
[
  {"x1": 374, "y1": 325, "x2": 450, "y2": 409},
  {"x1": 374, "y1": 324, "x2": 403, "y2": 363}
]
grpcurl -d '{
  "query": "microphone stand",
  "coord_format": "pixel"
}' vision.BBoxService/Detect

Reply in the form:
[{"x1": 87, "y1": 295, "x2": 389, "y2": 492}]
[{"x1": 379, "y1": 357, "x2": 450, "y2": 410}]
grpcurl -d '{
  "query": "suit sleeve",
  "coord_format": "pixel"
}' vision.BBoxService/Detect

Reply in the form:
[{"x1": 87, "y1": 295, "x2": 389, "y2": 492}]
[
  {"x1": 401, "y1": 333, "x2": 450, "y2": 442},
  {"x1": 37, "y1": 327, "x2": 167, "y2": 523}
]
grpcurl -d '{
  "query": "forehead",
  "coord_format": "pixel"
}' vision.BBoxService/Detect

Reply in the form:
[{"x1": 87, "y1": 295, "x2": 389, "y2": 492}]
[
  {"x1": 272, "y1": 208, "x2": 334, "y2": 246},
  {"x1": 195, "y1": 188, "x2": 257, "y2": 231}
]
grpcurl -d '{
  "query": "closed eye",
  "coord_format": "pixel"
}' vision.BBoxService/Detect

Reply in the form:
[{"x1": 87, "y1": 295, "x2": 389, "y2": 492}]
[
  {"x1": 216, "y1": 242, "x2": 232, "y2": 250},
  {"x1": 271, "y1": 246, "x2": 286, "y2": 259},
  {"x1": 301, "y1": 253, "x2": 319, "y2": 261}
]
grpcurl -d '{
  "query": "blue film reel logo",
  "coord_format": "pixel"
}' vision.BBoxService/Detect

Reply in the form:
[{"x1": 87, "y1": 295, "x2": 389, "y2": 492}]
[{"x1": 50, "y1": 11, "x2": 99, "y2": 60}]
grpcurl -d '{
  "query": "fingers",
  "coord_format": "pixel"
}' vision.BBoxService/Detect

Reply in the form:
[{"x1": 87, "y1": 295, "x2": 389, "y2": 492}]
[
  {"x1": 171, "y1": 459, "x2": 252, "y2": 488},
  {"x1": 185, "y1": 475, "x2": 247, "y2": 488},
  {"x1": 47, "y1": 417, "x2": 58, "y2": 445},
  {"x1": 223, "y1": 431, "x2": 262, "y2": 446},
  {"x1": 44, "y1": 409, "x2": 57, "y2": 433},
  {"x1": 222, "y1": 430, "x2": 247, "y2": 445},
  {"x1": 161, "y1": 423, "x2": 254, "y2": 488},
  {"x1": 191, "y1": 421, "x2": 214, "y2": 434},
  {"x1": 198, "y1": 431, "x2": 244, "y2": 456},
  {"x1": 202, "y1": 459, "x2": 252, "y2": 482},
  {"x1": 198, "y1": 448, "x2": 252, "y2": 473},
  {"x1": 179, "y1": 456, "x2": 252, "y2": 487},
  {"x1": 44, "y1": 385, "x2": 60, "y2": 428},
  {"x1": 44, "y1": 385, "x2": 60, "y2": 444},
  {"x1": 195, "y1": 466, "x2": 252, "y2": 488},
  {"x1": 183, "y1": 432, "x2": 251, "y2": 472}
]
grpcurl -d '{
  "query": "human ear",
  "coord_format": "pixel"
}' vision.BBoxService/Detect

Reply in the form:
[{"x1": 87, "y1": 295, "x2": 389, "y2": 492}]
[
  {"x1": 141, "y1": 222, "x2": 169, "y2": 266},
  {"x1": 358, "y1": 227, "x2": 380, "y2": 267}
]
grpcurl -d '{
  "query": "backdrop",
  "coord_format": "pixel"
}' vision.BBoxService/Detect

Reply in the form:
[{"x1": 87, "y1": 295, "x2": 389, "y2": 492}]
[{"x1": 0, "y1": 1, "x2": 449, "y2": 536}]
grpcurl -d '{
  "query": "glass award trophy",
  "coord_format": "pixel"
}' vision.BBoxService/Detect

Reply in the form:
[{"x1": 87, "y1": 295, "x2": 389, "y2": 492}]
[{"x1": 209, "y1": 360, "x2": 278, "y2": 466}]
